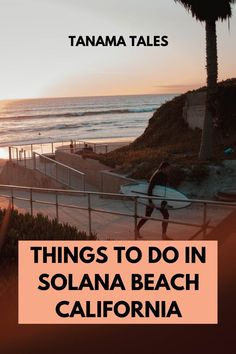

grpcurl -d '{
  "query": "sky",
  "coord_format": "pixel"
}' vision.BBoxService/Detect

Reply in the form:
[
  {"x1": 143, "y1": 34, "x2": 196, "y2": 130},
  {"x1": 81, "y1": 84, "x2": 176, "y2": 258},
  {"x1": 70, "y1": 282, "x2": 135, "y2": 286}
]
[{"x1": 0, "y1": 0, "x2": 235, "y2": 100}]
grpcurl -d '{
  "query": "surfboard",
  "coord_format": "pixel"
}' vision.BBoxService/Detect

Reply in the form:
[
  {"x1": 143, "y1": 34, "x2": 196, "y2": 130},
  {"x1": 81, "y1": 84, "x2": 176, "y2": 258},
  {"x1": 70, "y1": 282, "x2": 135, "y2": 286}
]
[{"x1": 120, "y1": 182, "x2": 191, "y2": 209}]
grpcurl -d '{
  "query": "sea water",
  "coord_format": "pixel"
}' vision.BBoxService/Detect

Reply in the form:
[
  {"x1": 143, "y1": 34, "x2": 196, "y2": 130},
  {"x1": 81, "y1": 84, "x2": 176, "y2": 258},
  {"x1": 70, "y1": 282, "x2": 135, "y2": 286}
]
[{"x1": 0, "y1": 94, "x2": 176, "y2": 147}]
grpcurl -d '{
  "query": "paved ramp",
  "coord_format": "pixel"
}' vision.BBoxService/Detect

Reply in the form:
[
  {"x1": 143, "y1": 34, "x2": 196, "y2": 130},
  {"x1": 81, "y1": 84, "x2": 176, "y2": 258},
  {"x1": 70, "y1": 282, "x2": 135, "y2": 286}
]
[{"x1": 0, "y1": 187, "x2": 235, "y2": 240}]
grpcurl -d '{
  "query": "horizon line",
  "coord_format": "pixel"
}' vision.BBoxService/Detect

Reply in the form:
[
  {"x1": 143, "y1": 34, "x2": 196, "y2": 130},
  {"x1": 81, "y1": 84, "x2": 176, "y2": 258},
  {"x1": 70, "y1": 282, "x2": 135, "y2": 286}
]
[{"x1": 0, "y1": 92, "x2": 180, "y2": 103}]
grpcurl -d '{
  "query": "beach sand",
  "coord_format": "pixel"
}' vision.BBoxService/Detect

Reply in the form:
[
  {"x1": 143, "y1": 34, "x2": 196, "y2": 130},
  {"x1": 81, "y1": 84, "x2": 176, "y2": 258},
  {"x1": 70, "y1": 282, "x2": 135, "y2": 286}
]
[
  {"x1": 67, "y1": 137, "x2": 135, "y2": 153},
  {"x1": 0, "y1": 137, "x2": 135, "y2": 159}
]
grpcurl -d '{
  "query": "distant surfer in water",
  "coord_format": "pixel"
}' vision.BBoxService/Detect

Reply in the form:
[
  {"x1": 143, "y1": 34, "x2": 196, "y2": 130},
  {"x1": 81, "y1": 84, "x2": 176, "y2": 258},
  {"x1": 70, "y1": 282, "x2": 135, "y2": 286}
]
[{"x1": 136, "y1": 161, "x2": 170, "y2": 239}]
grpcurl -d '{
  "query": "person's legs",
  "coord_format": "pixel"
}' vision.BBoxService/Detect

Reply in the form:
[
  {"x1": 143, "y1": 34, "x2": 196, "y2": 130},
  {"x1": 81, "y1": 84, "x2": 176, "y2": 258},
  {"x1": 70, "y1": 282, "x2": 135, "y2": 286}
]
[
  {"x1": 160, "y1": 208, "x2": 169, "y2": 239},
  {"x1": 162, "y1": 218, "x2": 169, "y2": 239},
  {"x1": 136, "y1": 205, "x2": 154, "y2": 237}
]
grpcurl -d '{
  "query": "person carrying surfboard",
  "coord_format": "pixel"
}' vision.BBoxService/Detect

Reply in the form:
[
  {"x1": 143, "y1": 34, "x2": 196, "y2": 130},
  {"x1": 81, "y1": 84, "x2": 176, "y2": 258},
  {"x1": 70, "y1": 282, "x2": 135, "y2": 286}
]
[{"x1": 136, "y1": 161, "x2": 170, "y2": 239}]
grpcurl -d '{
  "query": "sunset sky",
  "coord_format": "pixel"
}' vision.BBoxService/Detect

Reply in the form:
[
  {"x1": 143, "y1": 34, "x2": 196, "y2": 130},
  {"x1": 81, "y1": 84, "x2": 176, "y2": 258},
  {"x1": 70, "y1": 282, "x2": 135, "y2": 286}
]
[{"x1": 0, "y1": 0, "x2": 235, "y2": 100}]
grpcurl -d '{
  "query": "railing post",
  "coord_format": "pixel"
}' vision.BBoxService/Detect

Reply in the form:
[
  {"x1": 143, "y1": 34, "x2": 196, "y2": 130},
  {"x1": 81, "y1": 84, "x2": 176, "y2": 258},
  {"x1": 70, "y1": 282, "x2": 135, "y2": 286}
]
[
  {"x1": 88, "y1": 193, "x2": 92, "y2": 237},
  {"x1": 203, "y1": 202, "x2": 207, "y2": 238},
  {"x1": 51, "y1": 142, "x2": 54, "y2": 154},
  {"x1": 19, "y1": 149, "x2": 22, "y2": 162},
  {"x1": 33, "y1": 152, "x2": 36, "y2": 170},
  {"x1": 55, "y1": 163, "x2": 58, "y2": 181},
  {"x1": 134, "y1": 197, "x2": 138, "y2": 240},
  {"x1": 82, "y1": 174, "x2": 86, "y2": 191},
  {"x1": 11, "y1": 188, "x2": 14, "y2": 209},
  {"x1": 105, "y1": 145, "x2": 108, "y2": 154},
  {"x1": 30, "y1": 188, "x2": 33, "y2": 216},
  {"x1": 55, "y1": 191, "x2": 59, "y2": 221},
  {"x1": 68, "y1": 169, "x2": 70, "y2": 186},
  {"x1": 69, "y1": 170, "x2": 71, "y2": 186},
  {"x1": 24, "y1": 150, "x2": 26, "y2": 167},
  {"x1": 44, "y1": 157, "x2": 46, "y2": 175},
  {"x1": 100, "y1": 171, "x2": 104, "y2": 193},
  {"x1": 16, "y1": 148, "x2": 19, "y2": 164},
  {"x1": 8, "y1": 147, "x2": 12, "y2": 161}
]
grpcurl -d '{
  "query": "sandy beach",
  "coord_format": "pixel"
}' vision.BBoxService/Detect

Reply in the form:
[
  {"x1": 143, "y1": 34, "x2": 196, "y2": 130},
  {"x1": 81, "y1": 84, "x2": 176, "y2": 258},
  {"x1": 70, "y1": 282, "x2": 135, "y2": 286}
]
[
  {"x1": 83, "y1": 137, "x2": 135, "y2": 152},
  {"x1": 0, "y1": 137, "x2": 135, "y2": 160}
]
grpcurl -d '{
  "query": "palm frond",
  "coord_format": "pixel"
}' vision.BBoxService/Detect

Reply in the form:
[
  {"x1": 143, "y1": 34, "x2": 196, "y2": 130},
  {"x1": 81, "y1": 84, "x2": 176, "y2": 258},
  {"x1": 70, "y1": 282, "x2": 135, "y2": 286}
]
[{"x1": 175, "y1": 0, "x2": 236, "y2": 22}]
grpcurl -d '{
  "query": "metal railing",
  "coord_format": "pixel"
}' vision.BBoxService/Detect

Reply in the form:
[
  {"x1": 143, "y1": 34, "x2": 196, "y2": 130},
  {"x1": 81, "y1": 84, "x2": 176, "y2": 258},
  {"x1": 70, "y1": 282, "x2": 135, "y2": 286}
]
[
  {"x1": 100, "y1": 170, "x2": 137, "y2": 193},
  {"x1": 8, "y1": 139, "x2": 113, "y2": 158},
  {"x1": 0, "y1": 184, "x2": 235, "y2": 240},
  {"x1": 8, "y1": 147, "x2": 86, "y2": 191},
  {"x1": 9, "y1": 146, "x2": 32, "y2": 163},
  {"x1": 59, "y1": 140, "x2": 109, "y2": 154},
  {"x1": 33, "y1": 152, "x2": 86, "y2": 190}
]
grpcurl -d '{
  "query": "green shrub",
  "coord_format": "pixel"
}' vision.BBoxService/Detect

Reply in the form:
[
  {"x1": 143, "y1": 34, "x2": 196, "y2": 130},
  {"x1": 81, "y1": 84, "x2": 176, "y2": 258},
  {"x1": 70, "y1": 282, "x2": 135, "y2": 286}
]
[
  {"x1": 0, "y1": 209, "x2": 96, "y2": 269},
  {"x1": 188, "y1": 165, "x2": 209, "y2": 184}
]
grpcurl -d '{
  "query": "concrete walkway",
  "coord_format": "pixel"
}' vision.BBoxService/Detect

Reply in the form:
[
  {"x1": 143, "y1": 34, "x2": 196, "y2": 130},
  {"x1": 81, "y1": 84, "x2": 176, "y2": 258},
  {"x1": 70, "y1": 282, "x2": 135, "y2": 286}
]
[
  {"x1": 16, "y1": 156, "x2": 96, "y2": 191},
  {"x1": 0, "y1": 187, "x2": 234, "y2": 240}
]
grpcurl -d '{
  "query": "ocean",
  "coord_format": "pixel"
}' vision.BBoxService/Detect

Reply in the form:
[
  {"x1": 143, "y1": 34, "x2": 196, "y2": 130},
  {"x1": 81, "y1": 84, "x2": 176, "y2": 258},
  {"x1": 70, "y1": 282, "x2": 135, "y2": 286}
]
[{"x1": 0, "y1": 94, "x2": 176, "y2": 147}]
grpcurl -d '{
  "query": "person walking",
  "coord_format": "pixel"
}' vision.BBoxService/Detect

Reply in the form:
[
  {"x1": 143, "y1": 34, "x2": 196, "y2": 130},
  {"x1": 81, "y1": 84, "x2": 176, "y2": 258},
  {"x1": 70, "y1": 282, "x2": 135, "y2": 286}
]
[
  {"x1": 70, "y1": 140, "x2": 74, "y2": 153},
  {"x1": 136, "y1": 161, "x2": 170, "y2": 239}
]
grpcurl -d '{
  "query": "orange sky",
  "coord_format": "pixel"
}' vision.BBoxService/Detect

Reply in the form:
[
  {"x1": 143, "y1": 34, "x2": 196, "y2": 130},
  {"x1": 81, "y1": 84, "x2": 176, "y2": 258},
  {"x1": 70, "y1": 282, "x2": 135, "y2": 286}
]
[{"x1": 0, "y1": 0, "x2": 235, "y2": 100}]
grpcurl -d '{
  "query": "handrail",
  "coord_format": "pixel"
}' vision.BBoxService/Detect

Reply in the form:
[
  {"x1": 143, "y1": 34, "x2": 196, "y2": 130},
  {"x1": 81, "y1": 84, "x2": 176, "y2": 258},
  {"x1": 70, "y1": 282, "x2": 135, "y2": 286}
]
[
  {"x1": 33, "y1": 152, "x2": 85, "y2": 176},
  {"x1": 0, "y1": 183, "x2": 235, "y2": 207},
  {"x1": 0, "y1": 183, "x2": 235, "y2": 239},
  {"x1": 8, "y1": 138, "x2": 112, "y2": 155},
  {"x1": 9, "y1": 139, "x2": 108, "y2": 148},
  {"x1": 0, "y1": 184, "x2": 236, "y2": 207},
  {"x1": 33, "y1": 152, "x2": 86, "y2": 190},
  {"x1": 59, "y1": 140, "x2": 109, "y2": 151},
  {"x1": 8, "y1": 146, "x2": 86, "y2": 191}
]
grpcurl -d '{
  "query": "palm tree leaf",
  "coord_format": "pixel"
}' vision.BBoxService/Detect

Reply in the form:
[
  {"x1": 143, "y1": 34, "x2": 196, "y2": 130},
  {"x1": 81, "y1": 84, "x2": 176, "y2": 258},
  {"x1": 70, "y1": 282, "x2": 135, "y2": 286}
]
[{"x1": 175, "y1": 0, "x2": 236, "y2": 22}]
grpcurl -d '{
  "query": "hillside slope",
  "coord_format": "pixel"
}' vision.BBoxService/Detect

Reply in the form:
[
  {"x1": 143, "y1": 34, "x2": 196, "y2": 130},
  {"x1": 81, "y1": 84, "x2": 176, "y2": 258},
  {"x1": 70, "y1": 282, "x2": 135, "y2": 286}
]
[{"x1": 83, "y1": 79, "x2": 236, "y2": 181}]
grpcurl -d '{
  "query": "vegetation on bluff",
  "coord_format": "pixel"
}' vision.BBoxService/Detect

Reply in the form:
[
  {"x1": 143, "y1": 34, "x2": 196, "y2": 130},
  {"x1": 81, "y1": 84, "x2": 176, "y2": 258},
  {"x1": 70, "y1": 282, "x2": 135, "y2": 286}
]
[{"x1": 82, "y1": 79, "x2": 236, "y2": 182}]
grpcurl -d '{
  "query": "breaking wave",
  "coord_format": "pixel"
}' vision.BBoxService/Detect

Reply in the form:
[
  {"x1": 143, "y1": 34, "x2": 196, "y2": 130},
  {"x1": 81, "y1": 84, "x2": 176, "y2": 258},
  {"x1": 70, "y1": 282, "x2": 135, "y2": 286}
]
[{"x1": 0, "y1": 107, "x2": 157, "y2": 121}]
